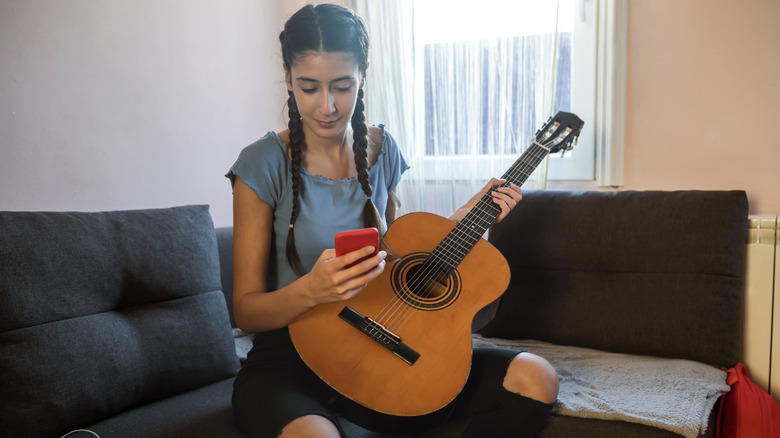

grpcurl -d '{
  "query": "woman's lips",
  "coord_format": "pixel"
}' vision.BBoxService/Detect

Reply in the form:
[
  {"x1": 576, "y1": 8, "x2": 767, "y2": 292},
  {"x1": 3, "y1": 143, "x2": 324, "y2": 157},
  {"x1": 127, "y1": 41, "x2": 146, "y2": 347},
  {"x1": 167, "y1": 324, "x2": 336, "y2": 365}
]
[{"x1": 317, "y1": 119, "x2": 338, "y2": 129}]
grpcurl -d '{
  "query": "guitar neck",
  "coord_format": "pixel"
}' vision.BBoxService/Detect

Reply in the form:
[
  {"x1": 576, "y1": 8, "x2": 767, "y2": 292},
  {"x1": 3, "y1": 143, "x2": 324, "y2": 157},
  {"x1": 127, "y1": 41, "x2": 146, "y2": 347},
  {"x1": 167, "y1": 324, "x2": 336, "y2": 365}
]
[{"x1": 428, "y1": 142, "x2": 551, "y2": 274}]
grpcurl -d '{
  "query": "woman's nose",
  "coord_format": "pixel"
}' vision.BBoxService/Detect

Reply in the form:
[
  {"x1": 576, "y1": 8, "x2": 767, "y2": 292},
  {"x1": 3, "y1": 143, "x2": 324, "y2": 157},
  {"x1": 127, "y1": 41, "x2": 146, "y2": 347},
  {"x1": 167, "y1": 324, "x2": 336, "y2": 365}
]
[{"x1": 320, "y1": 91, "x2": 336, "y2": 114}]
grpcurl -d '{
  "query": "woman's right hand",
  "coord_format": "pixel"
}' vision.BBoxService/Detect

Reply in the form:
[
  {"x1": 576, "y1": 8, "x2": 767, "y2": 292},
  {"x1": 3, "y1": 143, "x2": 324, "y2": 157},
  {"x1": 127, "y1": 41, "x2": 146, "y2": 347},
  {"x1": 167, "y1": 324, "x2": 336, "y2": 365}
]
[{"x1": 301, "y1": 247, "x2": 387, "y2": 305}]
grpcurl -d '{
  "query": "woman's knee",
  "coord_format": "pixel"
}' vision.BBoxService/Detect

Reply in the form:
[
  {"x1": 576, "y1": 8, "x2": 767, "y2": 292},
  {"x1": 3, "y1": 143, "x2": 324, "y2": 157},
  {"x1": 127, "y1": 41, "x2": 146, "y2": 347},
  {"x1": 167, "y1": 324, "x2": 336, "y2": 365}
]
[
  {"x1": 279, "y1": 414, "x2": 341, "y2": 438},
  {"x1": 502, "y1": 352, "x2": 559, "y2": 404}
]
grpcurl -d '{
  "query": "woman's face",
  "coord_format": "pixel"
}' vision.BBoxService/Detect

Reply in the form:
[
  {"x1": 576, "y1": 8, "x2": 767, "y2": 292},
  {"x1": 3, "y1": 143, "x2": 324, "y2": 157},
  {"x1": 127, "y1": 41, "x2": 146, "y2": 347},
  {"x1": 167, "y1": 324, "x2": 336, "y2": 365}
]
[{"x1": 286, "y1": 51, "x2": 365, "y2": 143}]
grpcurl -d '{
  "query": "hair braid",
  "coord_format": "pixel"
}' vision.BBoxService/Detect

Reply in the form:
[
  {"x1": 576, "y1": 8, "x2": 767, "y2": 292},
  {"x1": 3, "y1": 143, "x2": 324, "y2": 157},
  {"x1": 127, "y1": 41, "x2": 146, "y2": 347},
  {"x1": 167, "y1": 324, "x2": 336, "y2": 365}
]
[
  {"x1": 352, "y1": 88, "x2": 385, "y2": 236},
  {"x1": 286, "y1": 91, "x2": 306, "y2": 276}
]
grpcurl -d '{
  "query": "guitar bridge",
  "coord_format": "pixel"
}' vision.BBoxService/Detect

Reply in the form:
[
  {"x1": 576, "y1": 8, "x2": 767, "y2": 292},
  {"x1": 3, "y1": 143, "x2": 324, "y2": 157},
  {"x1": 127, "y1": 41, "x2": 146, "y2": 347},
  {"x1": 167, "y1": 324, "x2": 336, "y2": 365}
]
[{"x1": 338, "y1": 306, "x2": 420, "y2": 365}]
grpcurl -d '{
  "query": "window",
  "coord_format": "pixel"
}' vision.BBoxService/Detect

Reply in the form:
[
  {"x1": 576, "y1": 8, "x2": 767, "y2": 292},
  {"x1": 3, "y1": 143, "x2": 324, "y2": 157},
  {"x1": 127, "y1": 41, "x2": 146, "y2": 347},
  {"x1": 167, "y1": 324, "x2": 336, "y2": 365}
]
[
  {"x1": 421, "y1": 33, "x2": 573, "y2": 158},
  {"x1": 352, "y1": 0, "x2": 625, "y2": 215},
  {"x1": 410, "y1": 0, "x2": 623, "y2": 186}
]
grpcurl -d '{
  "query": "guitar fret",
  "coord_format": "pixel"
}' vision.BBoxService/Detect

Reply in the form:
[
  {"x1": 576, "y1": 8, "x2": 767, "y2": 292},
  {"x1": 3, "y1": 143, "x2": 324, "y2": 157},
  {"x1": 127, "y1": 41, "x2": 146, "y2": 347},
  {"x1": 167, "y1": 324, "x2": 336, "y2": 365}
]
[
  {"x1": 429, "y1": 144, "x2": 552, "y2": 274},
  {"x1": 461, "y1": 215, "x2": 492, "y2": 234},
  {"x1": 449, "y1": 230, "x2": 477, "y2": 246},
  {"x1": 436, "y1": 237, "x2": 472, "y2": 257},
  {"x1": 446, "y1": 236, "x2": 476, "y2": 254}
]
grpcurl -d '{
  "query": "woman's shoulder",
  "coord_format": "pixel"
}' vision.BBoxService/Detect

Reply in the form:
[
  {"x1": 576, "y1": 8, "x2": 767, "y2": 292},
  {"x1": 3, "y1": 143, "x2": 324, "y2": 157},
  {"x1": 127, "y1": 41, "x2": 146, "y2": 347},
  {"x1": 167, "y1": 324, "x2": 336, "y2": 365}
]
[
  {"x1": 276, "y1": 129, "x2": 291, "y2": 148},
  {"x1": 369, "y1": 124, "x2": 400, "y2": 153},
  {"x1": 240, "y1": 131, "x2": 288, "y2": 160},
  {"x1": 371, "y1": 124, "x2": 405, "y2": 157},
  {"x1": 369, "y1": 125, "x2": 409, "y2": 181},
  {"x1": 230, "y1": 131, "x2": 290, "y2": 181},
  {"x1": 366, "y1": 126, "x2": 384, "y2": 165},
  {"x1": 227, "y1": 131, "x2": 290, "y2": 206},
  {"x1": 368, "y1": 125, "x2": 384, "y2": 148}
]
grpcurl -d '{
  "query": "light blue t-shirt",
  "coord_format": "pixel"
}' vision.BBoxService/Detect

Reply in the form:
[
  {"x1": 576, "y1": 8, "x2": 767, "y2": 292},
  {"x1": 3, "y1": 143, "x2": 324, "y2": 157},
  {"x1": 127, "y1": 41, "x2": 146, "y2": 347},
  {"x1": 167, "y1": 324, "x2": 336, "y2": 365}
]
[{"x1": 226, "y1": 126, "x2": 409, "y2": 289}]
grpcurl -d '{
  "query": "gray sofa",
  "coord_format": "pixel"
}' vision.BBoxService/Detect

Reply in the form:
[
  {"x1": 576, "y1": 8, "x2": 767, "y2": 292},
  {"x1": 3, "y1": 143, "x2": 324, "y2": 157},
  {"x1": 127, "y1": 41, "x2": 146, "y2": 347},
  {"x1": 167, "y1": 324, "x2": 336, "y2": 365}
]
[
  {"x1": 0, "y1": 189, "x2": 748, "y2": 438},
  {"x1": 0, "y1": 205, "x2": 245, "y2": 438}
]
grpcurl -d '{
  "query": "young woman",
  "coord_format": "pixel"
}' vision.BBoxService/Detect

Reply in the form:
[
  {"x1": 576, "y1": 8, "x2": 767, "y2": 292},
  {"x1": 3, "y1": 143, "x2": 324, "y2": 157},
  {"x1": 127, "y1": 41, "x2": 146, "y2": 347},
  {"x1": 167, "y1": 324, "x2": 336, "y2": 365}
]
[{"x1": 226, "y1": 4, "x2": 558, "y2": 437}]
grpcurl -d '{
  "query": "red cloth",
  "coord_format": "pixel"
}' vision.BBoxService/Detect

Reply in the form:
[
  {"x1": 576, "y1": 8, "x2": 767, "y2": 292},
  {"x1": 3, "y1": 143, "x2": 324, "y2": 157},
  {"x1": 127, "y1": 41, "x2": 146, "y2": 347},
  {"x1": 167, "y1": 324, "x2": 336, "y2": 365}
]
[{"x1": 717, "y1": 362, "x2": 780, "y2": 437}]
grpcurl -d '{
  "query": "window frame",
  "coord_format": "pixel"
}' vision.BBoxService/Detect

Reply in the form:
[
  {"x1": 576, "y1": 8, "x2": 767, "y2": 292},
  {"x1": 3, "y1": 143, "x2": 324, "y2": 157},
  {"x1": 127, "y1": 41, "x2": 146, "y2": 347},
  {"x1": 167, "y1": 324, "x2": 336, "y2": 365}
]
[{"x1": 413, "y1": 0, "x2": 626, "y2": 189}]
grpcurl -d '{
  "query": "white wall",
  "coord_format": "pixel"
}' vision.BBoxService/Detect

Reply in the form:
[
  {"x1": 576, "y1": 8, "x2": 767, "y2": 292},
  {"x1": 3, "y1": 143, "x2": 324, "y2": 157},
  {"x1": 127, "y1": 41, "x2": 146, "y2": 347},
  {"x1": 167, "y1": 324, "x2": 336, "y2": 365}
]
[{"x1": 0, "y1": 0, "x2": 287, "y2": 227}]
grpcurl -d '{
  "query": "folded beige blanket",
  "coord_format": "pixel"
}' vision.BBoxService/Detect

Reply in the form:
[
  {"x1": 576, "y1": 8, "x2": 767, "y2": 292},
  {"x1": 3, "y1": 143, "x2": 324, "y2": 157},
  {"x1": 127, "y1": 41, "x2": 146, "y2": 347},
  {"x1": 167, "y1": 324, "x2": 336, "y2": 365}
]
[{"x1": 472, "y1": 335, "x2": 729, "y2": 438}]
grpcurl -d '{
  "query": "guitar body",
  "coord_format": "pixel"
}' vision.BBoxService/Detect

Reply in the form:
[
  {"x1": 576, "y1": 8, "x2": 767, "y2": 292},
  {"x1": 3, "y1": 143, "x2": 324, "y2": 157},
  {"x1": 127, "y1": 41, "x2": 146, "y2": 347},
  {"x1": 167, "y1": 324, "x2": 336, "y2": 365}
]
[{"x1": 289, "y1": 212, "x2": 511, "y2": 417}]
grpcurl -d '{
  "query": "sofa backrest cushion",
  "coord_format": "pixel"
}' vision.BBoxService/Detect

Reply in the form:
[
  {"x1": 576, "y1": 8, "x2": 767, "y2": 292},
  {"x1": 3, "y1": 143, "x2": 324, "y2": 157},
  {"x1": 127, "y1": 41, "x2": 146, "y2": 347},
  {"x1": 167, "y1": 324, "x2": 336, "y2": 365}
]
[
  {"x1": 480, "y1": 190, "x2": 748, "y2": 368},
  {"x1": 0, "y1": 205, "x2": 239, "y2": 438}
]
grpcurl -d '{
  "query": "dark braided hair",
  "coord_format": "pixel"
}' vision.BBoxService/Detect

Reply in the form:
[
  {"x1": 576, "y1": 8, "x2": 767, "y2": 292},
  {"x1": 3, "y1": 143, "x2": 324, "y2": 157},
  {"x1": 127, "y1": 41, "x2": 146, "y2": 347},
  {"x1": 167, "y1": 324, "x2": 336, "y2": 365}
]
[
  {"x1": 280, "y1": 4, "x2": 383, "y2": 276},
  {"x1": 285, "y1": 90, "x2": 306, "y2": 275}
]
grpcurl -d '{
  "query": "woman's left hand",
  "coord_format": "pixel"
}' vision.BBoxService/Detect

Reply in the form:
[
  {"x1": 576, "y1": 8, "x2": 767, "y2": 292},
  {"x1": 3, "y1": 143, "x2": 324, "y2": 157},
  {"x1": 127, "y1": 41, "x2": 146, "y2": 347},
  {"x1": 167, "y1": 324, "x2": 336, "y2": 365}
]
[{"x1": 450, "y1": 178, "x2": 523, "y2": 224}]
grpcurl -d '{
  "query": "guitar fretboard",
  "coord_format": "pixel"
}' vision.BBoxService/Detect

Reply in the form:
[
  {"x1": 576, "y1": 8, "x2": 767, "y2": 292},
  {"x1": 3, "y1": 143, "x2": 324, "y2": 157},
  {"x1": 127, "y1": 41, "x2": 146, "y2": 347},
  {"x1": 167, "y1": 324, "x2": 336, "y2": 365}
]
[{"x1": 426, "y1": 142, "x2": 550, "y2": 274}]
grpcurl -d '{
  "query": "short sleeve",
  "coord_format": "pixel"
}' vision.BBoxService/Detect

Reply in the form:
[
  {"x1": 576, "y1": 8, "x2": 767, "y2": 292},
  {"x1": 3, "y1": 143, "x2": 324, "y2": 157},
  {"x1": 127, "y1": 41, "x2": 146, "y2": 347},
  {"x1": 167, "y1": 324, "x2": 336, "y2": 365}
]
[
  {"x1": 225, "y1": 133, "x2": 289, "y2": 208},
  {"x1": 380, "y1": 128, "x2": 410, "y2": 192}
]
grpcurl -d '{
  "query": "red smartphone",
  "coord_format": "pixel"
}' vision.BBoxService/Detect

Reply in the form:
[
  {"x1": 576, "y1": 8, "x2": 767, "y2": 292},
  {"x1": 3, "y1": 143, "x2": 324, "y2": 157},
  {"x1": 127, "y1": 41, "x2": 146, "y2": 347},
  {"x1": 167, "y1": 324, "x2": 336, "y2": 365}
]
[{"x1": 335, "y1": 227, "x2": 379, "y2": 268}]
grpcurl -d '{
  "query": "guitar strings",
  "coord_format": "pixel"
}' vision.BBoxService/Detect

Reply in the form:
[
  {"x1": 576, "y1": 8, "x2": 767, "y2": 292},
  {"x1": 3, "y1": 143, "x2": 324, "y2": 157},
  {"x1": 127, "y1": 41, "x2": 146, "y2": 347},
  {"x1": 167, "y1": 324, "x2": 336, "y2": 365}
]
[
  {"x1": 364, "y1": 120, "x2": 580, "y2": 353},
  {"x1": 372, "y1": 140, "x2": 551, "y2": 332},
  {"x1": 372, "y1": 142, "x2": 549, "y2": 337},
  {"x1": 367, "y1": 137, "x2": 555, "y2": 337},
  {"x1": 369, "y1": 121, "x2": 577, "y2": 337},
  {"x1": 370, "y1": 144, "x2": 547, "y2": 337}
]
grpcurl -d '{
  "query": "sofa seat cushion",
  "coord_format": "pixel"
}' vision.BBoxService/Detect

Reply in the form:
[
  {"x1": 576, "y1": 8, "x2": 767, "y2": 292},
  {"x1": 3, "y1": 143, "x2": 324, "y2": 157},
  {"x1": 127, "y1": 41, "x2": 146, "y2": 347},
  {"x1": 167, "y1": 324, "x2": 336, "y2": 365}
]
[
  {"x1": 83, "y1": 378, "x2": 245, "y2": 438},
  {"x1": 539, "y1": 414, "x2": 717, "y2": 438},
  {"x1": 0, "y1": 206, "x2": 240, "y2": 438}
]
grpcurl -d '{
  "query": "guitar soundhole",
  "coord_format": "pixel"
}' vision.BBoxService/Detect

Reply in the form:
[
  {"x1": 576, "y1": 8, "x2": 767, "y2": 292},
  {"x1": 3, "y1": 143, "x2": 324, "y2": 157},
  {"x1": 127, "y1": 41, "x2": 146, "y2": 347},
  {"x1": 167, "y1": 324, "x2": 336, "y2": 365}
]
[{"x1": 391, "y1": 253, "x2": 461, "y2": 311}]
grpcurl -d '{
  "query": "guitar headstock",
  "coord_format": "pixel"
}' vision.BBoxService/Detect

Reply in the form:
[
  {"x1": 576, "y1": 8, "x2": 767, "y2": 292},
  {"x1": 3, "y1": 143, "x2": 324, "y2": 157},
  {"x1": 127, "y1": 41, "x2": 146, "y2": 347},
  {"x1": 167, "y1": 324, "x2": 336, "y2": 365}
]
[{"x1": 533, "y1": 111, "x2": 584, "y2": 155}]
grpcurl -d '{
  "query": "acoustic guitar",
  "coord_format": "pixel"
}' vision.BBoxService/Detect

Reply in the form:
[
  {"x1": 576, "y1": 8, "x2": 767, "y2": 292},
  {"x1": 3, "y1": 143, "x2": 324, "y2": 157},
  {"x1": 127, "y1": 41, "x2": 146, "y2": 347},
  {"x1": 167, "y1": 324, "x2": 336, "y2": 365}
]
[{"x1": 289, "y1": 111, "x2": 584, "y2": 417}]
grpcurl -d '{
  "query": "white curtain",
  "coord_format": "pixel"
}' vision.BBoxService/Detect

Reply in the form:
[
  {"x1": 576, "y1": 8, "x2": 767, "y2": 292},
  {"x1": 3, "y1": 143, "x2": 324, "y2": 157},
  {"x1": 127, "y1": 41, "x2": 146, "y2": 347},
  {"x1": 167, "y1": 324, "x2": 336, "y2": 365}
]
[{"x1": 352, "y1": 0, "x2": 566, "y2": 218}]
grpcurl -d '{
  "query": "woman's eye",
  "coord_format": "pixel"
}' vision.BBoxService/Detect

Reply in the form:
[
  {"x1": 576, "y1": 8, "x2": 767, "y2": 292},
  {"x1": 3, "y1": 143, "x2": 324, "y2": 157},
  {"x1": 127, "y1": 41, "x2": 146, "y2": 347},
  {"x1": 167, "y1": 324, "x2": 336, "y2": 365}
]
[
  {"x1": 335, "y1": 87, "x2": 351, "y2": 93},
  {"x1": 301, "y1": 88, "x2": 317, "y2": 94}
]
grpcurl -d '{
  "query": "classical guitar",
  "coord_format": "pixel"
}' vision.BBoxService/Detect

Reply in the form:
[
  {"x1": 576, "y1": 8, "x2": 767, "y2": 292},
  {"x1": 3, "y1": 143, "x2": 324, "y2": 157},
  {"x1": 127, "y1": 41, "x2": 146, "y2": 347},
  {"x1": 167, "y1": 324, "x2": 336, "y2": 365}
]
[{"x1": 289, "y1": 111, "x2": 584, "y2": 417}]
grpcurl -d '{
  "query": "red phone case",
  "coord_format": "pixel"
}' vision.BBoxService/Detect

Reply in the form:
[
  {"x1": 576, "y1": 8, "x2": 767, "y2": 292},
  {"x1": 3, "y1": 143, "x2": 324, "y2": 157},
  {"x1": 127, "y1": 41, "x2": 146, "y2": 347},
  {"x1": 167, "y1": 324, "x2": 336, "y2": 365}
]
[{"x1": 335, "y1": 227, "x2": 379, "y2": 267}]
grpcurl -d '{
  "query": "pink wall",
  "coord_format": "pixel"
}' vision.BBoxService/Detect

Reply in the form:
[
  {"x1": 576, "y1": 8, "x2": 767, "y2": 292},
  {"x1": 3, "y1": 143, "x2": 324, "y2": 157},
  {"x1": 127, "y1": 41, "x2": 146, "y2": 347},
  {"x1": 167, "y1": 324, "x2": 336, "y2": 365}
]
[
  {"x1": 623, "y1": 0, "x2": 780, "y2": 214},
  {"x1": 0, "y1": 0, "x2": 284, "y2": 227},
  {"x1": 1, "y1": 0, "x2": 778, "y2": 227}
]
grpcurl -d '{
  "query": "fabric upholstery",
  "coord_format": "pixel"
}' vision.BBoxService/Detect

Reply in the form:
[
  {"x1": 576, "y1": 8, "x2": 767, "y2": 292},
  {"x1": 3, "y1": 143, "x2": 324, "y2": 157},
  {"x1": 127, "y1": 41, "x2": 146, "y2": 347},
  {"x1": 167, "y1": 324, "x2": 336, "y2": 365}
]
[
  {"x1": 480, "y1": 190, "x2": 748, "y2": 368},
  {"x1": 0, "y1": 205, "x2": 240, "y2": 438},
  {"x1": 86, "y1": 378, "x2": 245, "y2": 438},
  {"x1": 538, "y1": 414, "x2": 716, "y2": 438}
]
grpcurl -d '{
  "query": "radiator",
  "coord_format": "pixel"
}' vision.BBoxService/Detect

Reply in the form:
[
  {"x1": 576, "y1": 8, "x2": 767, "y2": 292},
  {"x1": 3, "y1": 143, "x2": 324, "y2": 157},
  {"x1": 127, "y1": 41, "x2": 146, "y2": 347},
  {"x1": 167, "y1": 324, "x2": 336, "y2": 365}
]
[{"x1": 743, "y1": 214, "x2": 779, "y2": 404}]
